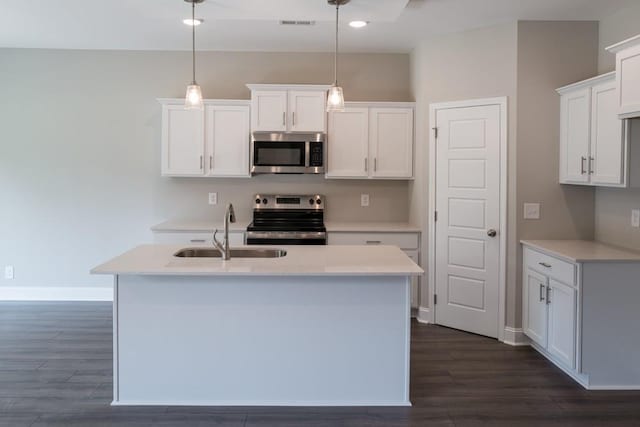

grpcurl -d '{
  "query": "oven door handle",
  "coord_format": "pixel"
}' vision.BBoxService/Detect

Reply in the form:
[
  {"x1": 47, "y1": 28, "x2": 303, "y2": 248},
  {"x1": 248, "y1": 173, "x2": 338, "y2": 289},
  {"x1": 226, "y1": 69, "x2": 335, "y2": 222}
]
[{"x1": 246, "y1": 231, "x2": 327, "y2": 240}]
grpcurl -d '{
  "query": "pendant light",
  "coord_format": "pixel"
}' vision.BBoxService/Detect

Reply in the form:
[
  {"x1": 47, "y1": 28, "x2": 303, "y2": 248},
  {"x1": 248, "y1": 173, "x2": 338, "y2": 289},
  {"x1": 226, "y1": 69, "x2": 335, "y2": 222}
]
[
  {"x1": 327, "y1": 0, "x2": 349, "y2": 112},
  {"x1": 184, "y1": 0, "x2": 205, "y2": 109}
]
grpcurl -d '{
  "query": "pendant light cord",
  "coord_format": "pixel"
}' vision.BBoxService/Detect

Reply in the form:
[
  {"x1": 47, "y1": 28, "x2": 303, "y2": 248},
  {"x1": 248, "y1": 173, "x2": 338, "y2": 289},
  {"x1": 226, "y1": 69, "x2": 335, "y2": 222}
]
[
  {"x1": 192, "y1": 0, "x2": 196, "y2": 84},
  {"x1": 334, "y1": 2, "x2": 339, "y2": 86}
]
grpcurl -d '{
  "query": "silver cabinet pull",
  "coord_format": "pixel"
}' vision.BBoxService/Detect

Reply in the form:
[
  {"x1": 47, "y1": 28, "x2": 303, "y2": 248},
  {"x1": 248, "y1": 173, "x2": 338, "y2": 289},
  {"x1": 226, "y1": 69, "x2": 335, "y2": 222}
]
[
  {"x1": 374, "y1": 158, "x2": 378, "y2": 172},
  {"x1": 487, "y1": 229, "x2": 497, "y2": 237},
  {"x1": 200, "y1": 155, "x2": 203, "y2": 170},
  {"x1": 209, "y1": 155, "x2": 213, "y2": 170},
  {"x1": 581, "y1": 156, "x2": 586, "y2": 175},
  {"x1": 292, "y1": 112, "x2": 296, "y2": 126},
  {"x1": 190, "y1": 239, "x2": 206, "y2": 243},
  {"x1": 589, "y1": 157, "x2": 594, "y2": 174},
  {"x1": 366, "y1": 240, "x2": 382, "y2": 245},
  {"x1": 539, "y1": 283, "x2": 545, "y2": 302},
  {"x1": 539, "y1": 262, "x2": 551, "y2": 268},
  {"x1": 546, "y1": 286, "x2": 552, "y2": 305},
  {"x1": 282, "y1": 111, "x2": 286, "y2": 126},
  {"x1": 364, "y1": 158, "x2": 368, "y2": 172}
]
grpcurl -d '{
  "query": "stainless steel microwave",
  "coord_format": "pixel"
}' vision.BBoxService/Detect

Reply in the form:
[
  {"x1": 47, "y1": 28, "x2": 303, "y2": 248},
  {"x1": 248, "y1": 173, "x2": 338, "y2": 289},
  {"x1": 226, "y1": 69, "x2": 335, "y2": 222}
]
[{"x1": 251, "y1": 132, "x2": 325, "y2": 175}]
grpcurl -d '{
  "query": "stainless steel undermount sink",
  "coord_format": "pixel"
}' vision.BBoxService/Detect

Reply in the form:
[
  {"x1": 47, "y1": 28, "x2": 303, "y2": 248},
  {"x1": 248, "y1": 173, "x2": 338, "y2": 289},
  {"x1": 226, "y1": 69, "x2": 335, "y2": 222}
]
[{"x1": 174, "y1": 248, "x2": 287, "y2": 259}]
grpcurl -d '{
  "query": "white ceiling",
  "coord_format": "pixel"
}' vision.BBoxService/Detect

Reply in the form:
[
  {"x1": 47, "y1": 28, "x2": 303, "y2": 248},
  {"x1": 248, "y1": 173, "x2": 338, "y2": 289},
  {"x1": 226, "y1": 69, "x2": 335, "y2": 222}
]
[{"x1": 0, "y1": 0, "x2": 636, "y2": 53}]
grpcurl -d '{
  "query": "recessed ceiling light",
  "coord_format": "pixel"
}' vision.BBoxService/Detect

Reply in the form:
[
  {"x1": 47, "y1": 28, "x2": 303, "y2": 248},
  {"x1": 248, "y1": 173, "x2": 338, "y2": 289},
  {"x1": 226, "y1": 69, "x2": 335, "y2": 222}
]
[
  {"x1": 183, "y1": 18, "x2": 203, "y2": 26},
  {"x1": 349, "y1": 20, "x2": 368, "y2": 28}
]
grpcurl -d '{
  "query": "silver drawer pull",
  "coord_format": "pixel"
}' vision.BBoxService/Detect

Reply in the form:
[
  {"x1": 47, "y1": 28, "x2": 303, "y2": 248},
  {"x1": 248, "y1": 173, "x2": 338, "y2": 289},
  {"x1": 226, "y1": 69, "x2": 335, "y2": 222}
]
[
  {"x1": 538, "y1": 262, "x2": 552, "y2": 268},
  {"x1": 539, "y1": 284, "x2": 545, "y2": 302},
  {"x1": 366, "y1": 240, "x2": 382, "y2": 245},
  {"x1": 190, "y1": 239, "x2": 206, "y2": 243}
]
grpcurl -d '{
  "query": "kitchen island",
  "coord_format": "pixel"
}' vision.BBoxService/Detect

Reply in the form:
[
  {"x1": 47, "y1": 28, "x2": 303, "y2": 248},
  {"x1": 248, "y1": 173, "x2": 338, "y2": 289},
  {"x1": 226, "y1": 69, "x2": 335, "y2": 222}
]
[{"x1": 91, "y1": 244, "x2": 423, "y2": 406}]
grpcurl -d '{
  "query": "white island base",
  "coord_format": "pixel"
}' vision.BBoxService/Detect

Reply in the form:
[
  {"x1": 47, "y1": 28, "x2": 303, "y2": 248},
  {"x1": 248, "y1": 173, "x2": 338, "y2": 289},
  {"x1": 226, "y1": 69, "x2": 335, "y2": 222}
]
[{"x1": 112, "y1": 274, "x2": 412, "y2": 406}]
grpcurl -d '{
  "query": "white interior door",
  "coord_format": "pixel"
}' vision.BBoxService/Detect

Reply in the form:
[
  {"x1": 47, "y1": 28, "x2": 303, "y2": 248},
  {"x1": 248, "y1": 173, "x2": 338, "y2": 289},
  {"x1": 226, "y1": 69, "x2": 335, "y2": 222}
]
[{"x1": 434, "y1": 104, "x2": 501, "y2": 338}]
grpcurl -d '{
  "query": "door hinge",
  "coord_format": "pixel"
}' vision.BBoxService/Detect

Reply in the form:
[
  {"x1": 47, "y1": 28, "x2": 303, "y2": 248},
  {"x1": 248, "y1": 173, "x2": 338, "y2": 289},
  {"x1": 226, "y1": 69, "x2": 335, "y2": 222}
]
[
  {"x1": 434, "y1": 210, "x2": 438, "y2": 222},
  {"x1": 434, "y1": 294, "x2": 437, "y2": 305},
  {"x1": 433, "y1": 127, "x2": 438, "y2": 139}
]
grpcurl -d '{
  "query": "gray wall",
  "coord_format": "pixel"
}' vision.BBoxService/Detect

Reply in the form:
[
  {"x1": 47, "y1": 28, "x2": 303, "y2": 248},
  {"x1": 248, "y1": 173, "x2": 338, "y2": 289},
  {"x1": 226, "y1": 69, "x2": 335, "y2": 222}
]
[
  {"x1": 595, "y1": 3, "x2": 640, "y2": 252},
  {"x1": 515, "y1": 21, "x2": 599, "y2": 326},
  {"x1": 0, "y1": 49, "x2": 411, "y2": 289},
  {"x1": 410, "y1": 21, "x2": 599, "y2": 329},
  {"x1": 409, "y1": 22, "x2": 519, "y2": 321}
]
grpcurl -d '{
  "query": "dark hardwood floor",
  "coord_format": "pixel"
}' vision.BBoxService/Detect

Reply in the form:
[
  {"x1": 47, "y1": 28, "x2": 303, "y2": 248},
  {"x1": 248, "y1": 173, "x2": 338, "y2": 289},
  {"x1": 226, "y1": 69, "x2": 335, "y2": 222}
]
[{"x1": 1, "y1": 302, "x2": 639, "y2": 426}]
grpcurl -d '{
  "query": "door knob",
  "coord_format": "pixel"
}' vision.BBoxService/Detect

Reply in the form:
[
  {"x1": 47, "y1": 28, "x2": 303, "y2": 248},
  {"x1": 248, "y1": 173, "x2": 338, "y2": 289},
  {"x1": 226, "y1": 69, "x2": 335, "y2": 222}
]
[{"x1": 487, "y1": 229, "x2": 497, "y2": 237}]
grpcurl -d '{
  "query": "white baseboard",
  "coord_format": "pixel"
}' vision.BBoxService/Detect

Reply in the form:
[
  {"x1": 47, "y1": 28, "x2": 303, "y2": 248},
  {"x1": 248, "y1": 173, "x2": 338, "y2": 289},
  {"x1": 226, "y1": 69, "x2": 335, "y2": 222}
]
[
  {"x1": 502, "y1": 326, "x2": 530, "y2": 346},
  {"x1": 0, "y1": 286, "x2": 113, "y2": 301},
  {"x1": 416, "y1": 307, "x2": 430, "y2": 324}
]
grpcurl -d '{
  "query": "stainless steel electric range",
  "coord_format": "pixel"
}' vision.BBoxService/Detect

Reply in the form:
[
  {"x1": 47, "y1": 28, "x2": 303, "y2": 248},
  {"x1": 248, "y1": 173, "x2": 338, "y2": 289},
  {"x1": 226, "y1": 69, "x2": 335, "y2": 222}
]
[{"x1": 246, "y1": 194, "x2": 326, "y2": 245}]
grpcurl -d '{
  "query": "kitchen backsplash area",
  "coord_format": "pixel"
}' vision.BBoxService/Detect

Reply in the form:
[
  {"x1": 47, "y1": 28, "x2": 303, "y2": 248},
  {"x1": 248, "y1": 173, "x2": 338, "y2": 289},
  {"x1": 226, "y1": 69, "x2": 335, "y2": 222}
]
[{"x1": 152, "y1": 173, "x2": 410, "y2": 224}]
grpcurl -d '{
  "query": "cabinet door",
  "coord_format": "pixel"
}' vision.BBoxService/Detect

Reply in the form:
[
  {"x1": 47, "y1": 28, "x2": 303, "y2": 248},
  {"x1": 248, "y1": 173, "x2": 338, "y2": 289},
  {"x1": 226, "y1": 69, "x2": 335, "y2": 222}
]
[
  {"x1": 251, "y1": 91, "x2": 287, "y2": 132},
  {"x1": 559, "y1": 89, "x2": 591, "y2": 184},
  {"x1": 547, "y1": 279, "x2": 577, "y2": 369},
  {"x1": 161, "y1": 104, "x2": 205, "y2": 176},
  {"x1": 615, "y1": 42, "x2": 640, "y2": 119},
  {"x1": 326, "y1": 107, "x2": 369, "y2": 178},
  {"x1": 288, "y1": 91, "x2": 327, "y2": 132},
  {"x1": 369, "y1": 108, "x2": 414, "y2": 178},
  {"x1": 523, "y1": 268, "x2": 548, "y2": 348},
  {"x1": 205, "y1": 105, "x2": 250, "y2": 177},
  {"x1": 590, "y1": 80, "x2": 627, "y2": 186}
]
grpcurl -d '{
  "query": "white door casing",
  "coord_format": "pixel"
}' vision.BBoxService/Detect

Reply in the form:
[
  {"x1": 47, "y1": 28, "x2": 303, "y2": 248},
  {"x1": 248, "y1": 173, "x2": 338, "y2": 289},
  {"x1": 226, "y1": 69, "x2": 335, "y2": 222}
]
[{"x1": 429, "y1": 99, "x2": 506, "y2": 339}]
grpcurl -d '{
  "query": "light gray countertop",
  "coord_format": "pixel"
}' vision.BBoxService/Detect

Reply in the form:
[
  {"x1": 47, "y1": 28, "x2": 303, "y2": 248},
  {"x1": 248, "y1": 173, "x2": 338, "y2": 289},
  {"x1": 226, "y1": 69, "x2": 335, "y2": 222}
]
[
  {"x1": 91, "y1": 244, "x2": 424, "y2": 276},
  {"x1": 151, "y1": 219, "x2": 421, "y2": 233},
  {"x1": 521, "y1": 240, "x2": 640, "y2": 263}
]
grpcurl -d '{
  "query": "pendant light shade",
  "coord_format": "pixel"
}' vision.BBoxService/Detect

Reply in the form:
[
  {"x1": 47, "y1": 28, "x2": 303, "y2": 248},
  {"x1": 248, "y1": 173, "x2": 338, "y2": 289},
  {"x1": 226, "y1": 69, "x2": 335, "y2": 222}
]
[
  {"x1": 327, "y1": 0, "x2": 349, "y2": 112},
  {"x1": 327, "y1": 86, "x2": 345, "y2": 112},
  {"x1": 184, "y1": 0, "x2": 204, "y2": 110}
]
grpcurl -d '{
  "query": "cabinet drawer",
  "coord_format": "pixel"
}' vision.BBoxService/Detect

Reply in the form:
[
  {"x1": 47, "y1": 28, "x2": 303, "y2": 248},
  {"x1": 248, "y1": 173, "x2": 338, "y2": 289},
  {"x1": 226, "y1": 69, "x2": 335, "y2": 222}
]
[
  {"x1": 524, "y1": 247, "x2": 576, "y2": 286},
  {"x1": 154, "y1": 232, "x2": 245, "y2": 246},
  {"x1": 328, "y1": 232, "x2": 419, "y2": 250}
]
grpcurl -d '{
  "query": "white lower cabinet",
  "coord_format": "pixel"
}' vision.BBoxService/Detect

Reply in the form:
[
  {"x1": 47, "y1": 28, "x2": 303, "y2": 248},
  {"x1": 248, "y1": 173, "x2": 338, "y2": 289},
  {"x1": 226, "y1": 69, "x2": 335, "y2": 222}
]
[
  {"x1": 523, "y1": 249, "x2": 577, "y2": 370},
  {"x1": 522, "y1": 243, "x2": 640, "y2": 389},
  {"x1": 327, "y1": 231, "x2": 421, "y2": 309},
  {"x1": 153, "y1": 231, "x2": 245, "y2": 246}
]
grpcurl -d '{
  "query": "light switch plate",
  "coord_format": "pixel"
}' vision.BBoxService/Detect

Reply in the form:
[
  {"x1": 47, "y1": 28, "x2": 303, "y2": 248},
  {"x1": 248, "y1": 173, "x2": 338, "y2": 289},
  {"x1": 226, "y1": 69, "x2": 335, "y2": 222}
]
[
  {"x1": 361, "y1": 194, "x2": 370, "y2": 207},
  {"x1": 208, "y1": 192, "x2": 218, "y2": 205},
  {"x1": 524, "y1": 203, "x2": 541, "y2": 220},
  {"x1": 632, "y1": 209, "x2": 640, "y2": 228},
  {"x1": 4, "y1": 265, "x2": 14, "y2": 280}
]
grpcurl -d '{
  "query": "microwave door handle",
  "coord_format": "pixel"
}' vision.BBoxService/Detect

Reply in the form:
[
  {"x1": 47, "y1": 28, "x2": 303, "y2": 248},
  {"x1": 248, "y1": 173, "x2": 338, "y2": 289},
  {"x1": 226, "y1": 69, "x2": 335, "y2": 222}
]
[{"x1": 304, "y1": 142, "x2": 310, "y2": 167}]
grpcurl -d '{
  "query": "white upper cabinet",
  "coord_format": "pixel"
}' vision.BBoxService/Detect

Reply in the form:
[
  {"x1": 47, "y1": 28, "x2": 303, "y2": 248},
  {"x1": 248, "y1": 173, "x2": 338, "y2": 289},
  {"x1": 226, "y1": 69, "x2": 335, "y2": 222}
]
[
  {"x1": 326, "y1": 103, "x2": 415, "y2": 180},
  {"x1": 370, "y1": 107, "x2": 414, "y2": 178},
  {"x1": 205, "y1": 105, "x2": 250, "y2": 177},
  {"x1": 557, "y1": 73, "x2": 628, "y2": 187},
  {"x1": 161, "y1": 104, "x2": 205, "y2": 177},
  {"x1": 606, "y1": 34, "x2": 640, "y2": 119},
  {"x1": 327, "y1": 107, "x2": 369, "y2": 178},
  {"x1": 247, "y1": 85, "x2": 329, "y2": 133},
  {"x1": 250, "y1": 91, "x2": 287, "y2": 132},
  {"x1": 559, "y1": 88, "x2": 591, "y2": 184},
  {"x1": 288, "y1": 91, "x2": 327, "y2": 132},
  {"x1": 159, "y1": 99, "x2": 250, "y2": 178}
]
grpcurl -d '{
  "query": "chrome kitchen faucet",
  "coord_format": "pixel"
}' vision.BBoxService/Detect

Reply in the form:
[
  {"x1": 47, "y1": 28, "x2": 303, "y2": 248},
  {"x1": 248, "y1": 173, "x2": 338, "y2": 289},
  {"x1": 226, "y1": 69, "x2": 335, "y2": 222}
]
[{"x1": 213, "y1": 203, "x2": 236, "y2": 261}]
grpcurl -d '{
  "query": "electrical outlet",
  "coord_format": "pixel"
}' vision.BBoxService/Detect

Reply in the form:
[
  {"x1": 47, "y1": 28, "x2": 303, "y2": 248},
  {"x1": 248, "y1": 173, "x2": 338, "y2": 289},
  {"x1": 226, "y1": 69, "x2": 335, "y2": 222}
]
[
  {"x1": 4, "y1": 265, "x2": 14, "y2": 280},
  {"x1": 523, "y1": 203, "x2": 541, "y2": 220},
  {"x1": 361, "y1": 194, "x2": 370, "y2": 207},
  {"x1": 632, "y1": 209, "x2": 640, "y2": 228},
  {"x1": 208, "y1": 192, "x2": 218, "y2": 205}
]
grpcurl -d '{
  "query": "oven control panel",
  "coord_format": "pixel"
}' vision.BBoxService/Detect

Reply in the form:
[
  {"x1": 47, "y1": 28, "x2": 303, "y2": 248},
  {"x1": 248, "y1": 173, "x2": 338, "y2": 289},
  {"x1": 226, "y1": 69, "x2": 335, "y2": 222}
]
[{"x1": 253, "y1": 194, "x2": 324, "y2": 210}]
